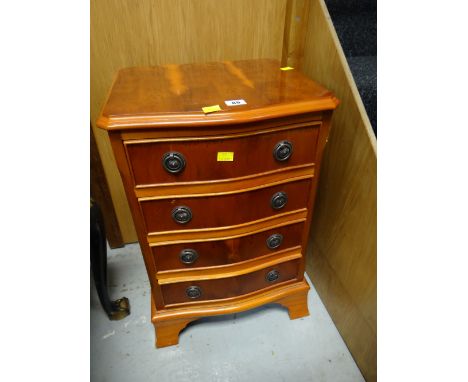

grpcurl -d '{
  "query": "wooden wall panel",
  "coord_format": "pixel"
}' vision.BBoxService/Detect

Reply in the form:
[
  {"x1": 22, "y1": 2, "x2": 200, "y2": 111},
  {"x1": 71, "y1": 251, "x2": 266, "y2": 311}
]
[
  {"x1": 91, "y1": 0, "x2": 287, "y2": 242},
  {"x1": 90, "y1": 127, "x2": 123, "y2": 248},
  {"x1": 302, "y1": 0, "x2": 377, "y2": 381},
  {"x1": 281, "y1": 0, "x2": 311, "y2": 69}
]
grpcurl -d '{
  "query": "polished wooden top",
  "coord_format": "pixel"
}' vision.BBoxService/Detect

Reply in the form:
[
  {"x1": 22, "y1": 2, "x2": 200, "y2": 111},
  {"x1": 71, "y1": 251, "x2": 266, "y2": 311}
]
[{"x1": 97, "y1": 59, "x2": 338, "y2": 130}]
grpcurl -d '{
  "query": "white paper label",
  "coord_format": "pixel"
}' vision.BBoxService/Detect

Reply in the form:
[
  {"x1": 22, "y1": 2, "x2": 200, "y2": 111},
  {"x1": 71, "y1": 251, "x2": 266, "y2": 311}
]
[{"x1": 224, "y1": 99, "x2": 247, "y2": 106}]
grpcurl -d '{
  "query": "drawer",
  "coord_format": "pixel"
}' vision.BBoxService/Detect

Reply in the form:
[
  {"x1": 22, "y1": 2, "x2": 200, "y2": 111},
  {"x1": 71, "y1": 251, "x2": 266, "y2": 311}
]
[
  {"x1": 141, "y1": 179, "x2": 311, "y2": 233},
  {"x1": 160, "y1": 259, "x2": 301, "y2": 305},
  {"x1": 125, "y1": 124, "x2": 320, "y2": 186},
  {"x1": 152, "y1": 222, "x2": 304, "y2": 271}
]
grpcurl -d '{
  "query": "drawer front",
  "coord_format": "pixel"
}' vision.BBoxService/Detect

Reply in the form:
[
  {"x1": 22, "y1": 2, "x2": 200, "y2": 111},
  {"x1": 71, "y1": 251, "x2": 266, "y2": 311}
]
[
  {"x1": 153, "y1": 222, "x2": 304, "y2": 271},
  {"x1": 141, "y1": 179, "x2": 311, "y2": 233},
  {"x1": 125, "y1": 124, "x2": 319, "y2": 186},
  {"x1": 161, "y1": 259, "x2": 301, "y2": 305}
]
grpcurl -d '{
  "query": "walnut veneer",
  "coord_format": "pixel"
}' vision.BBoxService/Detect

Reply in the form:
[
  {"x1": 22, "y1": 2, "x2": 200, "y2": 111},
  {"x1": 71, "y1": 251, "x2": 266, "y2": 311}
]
[{"x1": 97, "y1": 59, "x2": 338, "y2": 348}]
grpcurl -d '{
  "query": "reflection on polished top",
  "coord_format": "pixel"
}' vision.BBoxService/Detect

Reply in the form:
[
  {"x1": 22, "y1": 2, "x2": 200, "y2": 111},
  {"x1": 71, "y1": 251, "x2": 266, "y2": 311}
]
[{"x1": 97, "y1": 59, "x2": 339, "y2": 130}]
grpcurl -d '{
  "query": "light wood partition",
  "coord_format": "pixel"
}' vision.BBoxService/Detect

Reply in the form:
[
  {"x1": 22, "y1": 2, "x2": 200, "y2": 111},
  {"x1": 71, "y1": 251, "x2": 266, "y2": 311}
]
[
  {"x1": 91, "y1": 0, "x2": 287, "y2": 242},
  {"x1": 281, "y1": 0, "x2": 311, "y2": 69},
  {"x1": 300, "y1": 1, "x2": 377, "y2": 381}
]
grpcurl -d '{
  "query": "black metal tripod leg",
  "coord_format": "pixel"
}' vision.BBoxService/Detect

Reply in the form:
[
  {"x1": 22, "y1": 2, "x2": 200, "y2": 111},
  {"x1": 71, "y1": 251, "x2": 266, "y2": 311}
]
[{"x1": 90, "y1": 200, "x2": 130, "y2": 320}]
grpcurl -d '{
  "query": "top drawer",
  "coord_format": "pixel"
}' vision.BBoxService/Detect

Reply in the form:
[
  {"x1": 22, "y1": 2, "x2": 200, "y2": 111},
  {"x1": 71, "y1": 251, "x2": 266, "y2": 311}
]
[{"x1": 124, "y1": 123, "x2": 320, "y2": 186}]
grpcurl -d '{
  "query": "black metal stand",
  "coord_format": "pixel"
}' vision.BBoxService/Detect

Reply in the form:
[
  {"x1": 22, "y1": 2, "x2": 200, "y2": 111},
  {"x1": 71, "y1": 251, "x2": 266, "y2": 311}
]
[{"x1": 91, "y1": 199, "x2": 130, "y2": 320}]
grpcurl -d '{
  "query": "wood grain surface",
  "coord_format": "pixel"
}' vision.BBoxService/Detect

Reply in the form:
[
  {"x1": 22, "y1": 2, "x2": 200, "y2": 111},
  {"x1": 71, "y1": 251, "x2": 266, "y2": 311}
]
[
  {"x1": 92, "y1": 1, "x2": 376, "y2": 369},
  {"x1": 134, "y1": 164, "x2": 315, "y2": 199},
  {"x1": 90, "y1": 127, "x2": 123, "y2": 248},
  {"x1": 303, "y1": 1, "x2": 377, "y2": 381},
  {"x1": 147, "y1": 209, "x2": 308, "y2": 246},
  {"x1": 152, "y1": 222, "x2": 304, "y2": 271},
  {"x1": 91, "y1": 0, "x2": 288, "y2": 242},
  {"x1": 124, "y1": 123, "x2": 319, "y2": 185},
  {"x1": 282, "y1": 0, "x2": 311, "y2": 70},
  {"x1": 120, "y1": 114, "x2": 323, "y2": 141},
  {"x1": 102, "y1": 58, "x2": 336, "y2": 324},
  {"x1": 151, "y1": 279, "x2": 310, "y2": 347},
  {"x1": 156, "y1": 248, "x2": 302, "y2": 284},
  {"x1": 97, "y1": 60, "x2": 337, "y2": 129},
  {"x1": 161, "y1": 258, "x2": 301, "y2": 306},
  {"x1": 140, "y1": 179, "x2": 312, "y2": 233}
]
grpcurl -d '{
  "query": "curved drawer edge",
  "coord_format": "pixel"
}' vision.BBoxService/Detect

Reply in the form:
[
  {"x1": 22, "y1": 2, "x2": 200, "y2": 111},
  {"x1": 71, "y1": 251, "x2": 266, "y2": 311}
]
[
  {"x1": 151, "y1": 279, "x2": 310, "y2": 323},
  {"x1": 147, "y1": 209, "x2": 307, "y2": 246},
  {"x1": 136, "y1": 164, "x2": 315, "y2": 199},
  {"x1": 156, "y1": 246, "x2": 302, "y2": 284}
]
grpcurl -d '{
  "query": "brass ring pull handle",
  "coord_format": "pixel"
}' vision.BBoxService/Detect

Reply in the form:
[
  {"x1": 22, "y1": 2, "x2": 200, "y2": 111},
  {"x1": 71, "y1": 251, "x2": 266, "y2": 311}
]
[
  {"x1": 162, "y1": 151, "x2": 186, "y2": 174},
  {"x1": 266, "y1": 270, "x2": 280, "y2": 283},
  {"x1": 179, "y1": 249, "x2": 199, "y2": 265},
  {"x1": 273, "y1": 140, "x2": 293, "y2": 161},
  {"x1": 266, "y1": 233, "x2": 283, "y2": 249},
  {"x1": 186, "y1": 286, "x2": 202, "y2": 299},
  {"x1": 271, "y1": 191, "x2": 288, "y2": 210},
  {"x1": 172, "y1": 206, "x2": 192, "y2": 224}
]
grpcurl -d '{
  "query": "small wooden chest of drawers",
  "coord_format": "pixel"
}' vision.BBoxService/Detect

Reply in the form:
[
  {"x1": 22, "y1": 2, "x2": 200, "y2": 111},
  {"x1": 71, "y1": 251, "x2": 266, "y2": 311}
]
[{"x1": 97, "y1": 59, "x2": 338, "y2": 348}]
